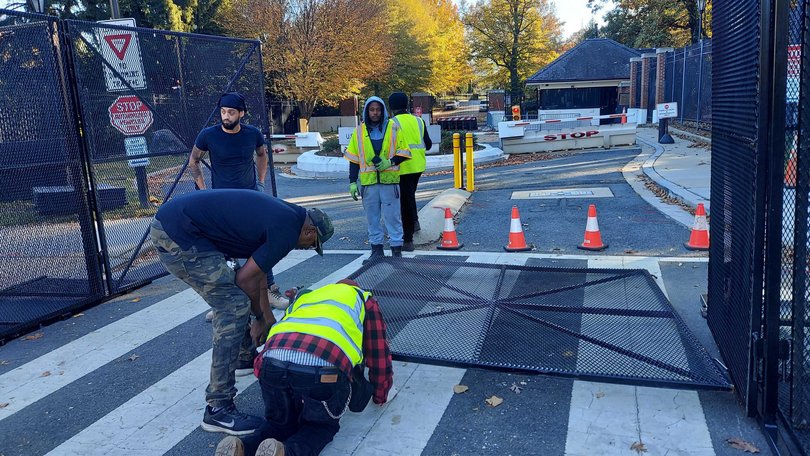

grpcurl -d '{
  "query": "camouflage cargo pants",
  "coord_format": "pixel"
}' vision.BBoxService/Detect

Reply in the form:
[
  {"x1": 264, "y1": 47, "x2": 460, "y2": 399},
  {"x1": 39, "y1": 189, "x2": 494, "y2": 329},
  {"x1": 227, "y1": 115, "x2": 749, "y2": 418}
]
[{"x1": 150, "y1": 219, "x2": 254, "y2": 408}]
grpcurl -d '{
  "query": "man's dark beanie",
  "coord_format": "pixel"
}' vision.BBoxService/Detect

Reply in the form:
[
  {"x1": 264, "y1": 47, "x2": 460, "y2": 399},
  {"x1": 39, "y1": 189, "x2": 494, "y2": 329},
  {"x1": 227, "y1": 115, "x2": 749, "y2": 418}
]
[
  {"x1": 219, "y1": 92, "x2": 246, "y2": 111},
  {"x1": 388, "y1": 92, "x2": 408, "y2": 111}
]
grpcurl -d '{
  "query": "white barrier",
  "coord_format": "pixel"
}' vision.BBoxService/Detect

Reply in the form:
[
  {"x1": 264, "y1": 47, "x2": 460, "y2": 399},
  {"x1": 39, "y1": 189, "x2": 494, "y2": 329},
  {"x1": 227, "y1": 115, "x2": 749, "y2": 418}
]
[{"x1": 497, "y1": 113, "x2": 637, "y2": 154}]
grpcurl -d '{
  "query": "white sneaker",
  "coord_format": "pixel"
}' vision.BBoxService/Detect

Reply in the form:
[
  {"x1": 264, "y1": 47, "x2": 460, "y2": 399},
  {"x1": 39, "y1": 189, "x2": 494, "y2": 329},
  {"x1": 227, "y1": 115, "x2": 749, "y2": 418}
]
[
  {"x1": 268, "y1": 284, "x2": 289, "y2": 309},
  {"x1": 205, "y1": 310, "x2": 214, "y2": 322}
]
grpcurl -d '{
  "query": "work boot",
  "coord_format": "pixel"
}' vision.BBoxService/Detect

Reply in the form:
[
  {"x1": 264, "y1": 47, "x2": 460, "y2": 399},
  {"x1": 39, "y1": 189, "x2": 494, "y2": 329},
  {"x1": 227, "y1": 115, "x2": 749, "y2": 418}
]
[
  {"x1": 215, "y1": 436, "x2": 245, "y2": 456},
  {"x1": 363, "y1": 244, "x2": 385, "y2": 264},
  {"x1": 402, "y1": 241, "x2": 415, "y2": 252},
  {"x1": 256, "y1": 438, "x2": 285, "y2": 456},
  {"x1": 205, "y1": 309, "x2": 214, "y2": 322},
  {"x1": 414, "y1": 220, "x2": 421, "y2": 232},
  {"x1": 391, "y1": 246, "x2": 403, "y2": 257}
]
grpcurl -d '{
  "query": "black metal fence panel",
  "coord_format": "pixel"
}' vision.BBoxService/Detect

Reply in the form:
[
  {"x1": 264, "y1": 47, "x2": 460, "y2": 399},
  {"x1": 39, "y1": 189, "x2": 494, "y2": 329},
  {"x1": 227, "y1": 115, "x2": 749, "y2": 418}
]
[
  {"x1": 350, "y1": 258, "x2": 730, "y2": 390},
  {"x1": 0, "y1": 11, "x2": 105, "y2": 340},
  {"x1": 707, "y1": 0, "x2": 762, "y2": 415},
  {"x1": 779, "y1": 0, "x2": 810, "y2": 451},
  {"x1": 666, "y1": 40, "x2": 712, "y2": 125},
  {"x1": 63, "y1": 19, "x2": 270, "y2": 294}
]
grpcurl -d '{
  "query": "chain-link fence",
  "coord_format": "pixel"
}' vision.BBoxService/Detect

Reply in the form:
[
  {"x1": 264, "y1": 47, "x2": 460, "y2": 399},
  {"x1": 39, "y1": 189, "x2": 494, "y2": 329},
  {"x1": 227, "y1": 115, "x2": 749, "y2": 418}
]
[
  {"x1": 666, "y1": 40, "x2": 712, "y2": 125},
  {"x1": 0, "y1": 10, "x2": 272, "y2": 341}
]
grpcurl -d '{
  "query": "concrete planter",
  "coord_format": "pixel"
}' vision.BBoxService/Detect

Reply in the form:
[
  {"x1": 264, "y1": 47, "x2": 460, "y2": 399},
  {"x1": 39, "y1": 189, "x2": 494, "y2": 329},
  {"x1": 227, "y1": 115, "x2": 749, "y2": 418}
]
[{"x1": 291, "y1": 144, "x2": 505, "y2": 178}]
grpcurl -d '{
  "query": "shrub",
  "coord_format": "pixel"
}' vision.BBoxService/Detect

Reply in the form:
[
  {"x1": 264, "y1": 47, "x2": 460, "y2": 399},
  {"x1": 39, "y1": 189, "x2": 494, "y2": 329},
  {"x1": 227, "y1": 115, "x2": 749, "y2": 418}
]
[{"x1": 439, "y1": 130, "x2": 477, "y2": 154}]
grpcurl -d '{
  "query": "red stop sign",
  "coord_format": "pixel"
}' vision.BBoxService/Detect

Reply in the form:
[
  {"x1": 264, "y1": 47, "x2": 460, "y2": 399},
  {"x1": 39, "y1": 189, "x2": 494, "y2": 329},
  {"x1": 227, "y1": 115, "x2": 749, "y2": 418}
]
[{"x1": 109, "y1": 95, "x2": 153, "y2": 135}]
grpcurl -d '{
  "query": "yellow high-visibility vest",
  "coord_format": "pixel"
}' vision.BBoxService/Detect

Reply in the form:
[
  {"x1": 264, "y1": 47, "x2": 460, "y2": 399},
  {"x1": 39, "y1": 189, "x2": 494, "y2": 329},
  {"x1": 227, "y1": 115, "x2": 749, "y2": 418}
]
[
  {"x1": 344, "y1": 119, "x2": 411, "y2": 186},
  {"x1": 395, "y1": 114, "x2": 427, "y2": 175},
  {"x1": 267, "y1": 283, "x2": 369, "y2": 365}
]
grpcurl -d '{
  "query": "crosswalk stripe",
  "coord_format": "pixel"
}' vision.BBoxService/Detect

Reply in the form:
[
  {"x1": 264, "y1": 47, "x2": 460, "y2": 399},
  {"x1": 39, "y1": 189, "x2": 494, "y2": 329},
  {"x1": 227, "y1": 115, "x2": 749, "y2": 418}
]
[
  {"x1": 45, "y1": 349, "x2": 259, "y2": 456},
  {"x1": 0, "y1": 252, "x2": 313, "y2": 423},
  {"x1": 564, "y1": 258, "x2": 714, "y2": 455}
]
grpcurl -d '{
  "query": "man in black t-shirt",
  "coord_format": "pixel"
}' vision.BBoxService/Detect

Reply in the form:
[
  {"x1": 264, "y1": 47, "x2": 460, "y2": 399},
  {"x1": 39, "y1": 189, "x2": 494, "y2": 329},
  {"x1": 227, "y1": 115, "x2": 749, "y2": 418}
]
[{"x1": 150, "y1": 190, "x2": 333, "y2": 436}]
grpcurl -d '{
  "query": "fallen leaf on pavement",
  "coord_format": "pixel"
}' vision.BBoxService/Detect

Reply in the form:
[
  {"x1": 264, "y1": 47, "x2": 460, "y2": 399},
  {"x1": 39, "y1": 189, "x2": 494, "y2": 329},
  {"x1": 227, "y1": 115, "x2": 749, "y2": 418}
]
[
  {"x1": 595, "y1": 391, "x2": 605, "y2": 399},
  {"x1": 630, "y1": 441, "x2": 648, "y2": 453},
  {"x1": 726, "y1": 437, "x2": 760, "y2": 453},
  {"x1": 72, "y1": 313, "x2": 85, "y2": 318},
  {"x1": 562, "y1": 351, "x2": 574, "y2": 357},
  {"x1": 41, "y1": 371, "x2": 51, "y2": 377},
  {"x1": 339, "y1": 236, "x2": 350, "y2": 241},
  {"x1": 131, "y1": 297, "x2": 141, "y2": 302},
  {"x1": 22, "y1": 332, "x2": 43, "y2": 341},
  {"x1": 485, "y1": 395, "x2": 503, "y2": 407},
  {"x1": 624, "y1": 249, "x2": 637, "y2": 254},
  {"x1": 0, "y1": 360, "x2": 9, "y2": 366},
  {"x1": 453, "y1": 384, "x2": 469, "y2": 394},
  {"x1": 509, "y1": 383, "x2": 522, "y2": 394},
  {"x1": 0, "y1": 403, "x2": 9, "y2": 409},
  {"x1": 128, "y1": 354, "x2": 140, "y2": 361}
]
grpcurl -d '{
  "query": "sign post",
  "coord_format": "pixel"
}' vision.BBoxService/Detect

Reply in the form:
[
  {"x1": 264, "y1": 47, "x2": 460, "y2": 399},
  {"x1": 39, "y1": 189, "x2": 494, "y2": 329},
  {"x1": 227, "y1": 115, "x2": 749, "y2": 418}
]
[
  {"x1": 656, "y1": 102, "x2": 677, "y2": 144},
  {"x1": 124, "y1": 136, "x2": 150, "y2": 208},
  {"x1": 109, "y1": 96, "x2": 153, "y2": 207}
]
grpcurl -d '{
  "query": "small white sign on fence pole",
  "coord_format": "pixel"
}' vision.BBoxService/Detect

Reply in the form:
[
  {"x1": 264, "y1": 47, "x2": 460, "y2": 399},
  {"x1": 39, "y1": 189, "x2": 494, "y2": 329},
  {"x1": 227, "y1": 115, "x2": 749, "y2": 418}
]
[
  {"x1": 656, "y1": 102, "x2": 678, "y2": 119},
  {"x1": 125, "y1": 136, "x2": 150, "y2": 168}
]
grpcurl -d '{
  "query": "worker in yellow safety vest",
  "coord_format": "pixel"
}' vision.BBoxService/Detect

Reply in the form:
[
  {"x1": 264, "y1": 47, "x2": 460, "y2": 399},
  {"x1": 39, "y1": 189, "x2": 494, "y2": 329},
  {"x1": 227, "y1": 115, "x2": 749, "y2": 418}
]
[
  {"x1": 213, "y1": 279, "x2": 393, "y2": 456},
  {"x1": 388, "y1": 92, "x2": 432, "y2": 252},
  {"x1": 344, "y1": 96, "x2": 412, "y2": 260}
]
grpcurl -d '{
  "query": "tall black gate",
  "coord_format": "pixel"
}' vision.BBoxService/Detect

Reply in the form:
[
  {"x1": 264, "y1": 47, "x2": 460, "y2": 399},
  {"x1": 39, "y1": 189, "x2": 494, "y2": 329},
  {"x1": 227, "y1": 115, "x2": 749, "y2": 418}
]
[
  {"x1": 0, "y1": 10, "x2": 274, "y2": 341},
  {"x1": 711, "y1": 0, "x2": 810, "y2": 453},
  {"x1": 0, "y1": 12, "x2": 105, "y2": 340}
]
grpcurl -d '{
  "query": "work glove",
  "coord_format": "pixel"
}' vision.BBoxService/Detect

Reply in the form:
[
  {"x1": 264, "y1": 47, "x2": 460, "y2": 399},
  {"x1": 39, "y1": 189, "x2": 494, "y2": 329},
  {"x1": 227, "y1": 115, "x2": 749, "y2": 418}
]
[
  {"x1": 349, "y1": 182, "x2": 359, "y2": 201},
  {"x1": 375, "y1": 156, "x2": 392, "y2": 171},
  {"x1": 257, "y1": 182, "x2": 266, "y2": 192}
]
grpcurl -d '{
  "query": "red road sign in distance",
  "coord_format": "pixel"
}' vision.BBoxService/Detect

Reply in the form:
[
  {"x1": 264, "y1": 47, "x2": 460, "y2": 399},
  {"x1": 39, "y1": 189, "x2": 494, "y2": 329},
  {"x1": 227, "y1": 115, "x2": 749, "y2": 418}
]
[{"x1": 108, "y1": 96, "x2": 153, "y2": 135}]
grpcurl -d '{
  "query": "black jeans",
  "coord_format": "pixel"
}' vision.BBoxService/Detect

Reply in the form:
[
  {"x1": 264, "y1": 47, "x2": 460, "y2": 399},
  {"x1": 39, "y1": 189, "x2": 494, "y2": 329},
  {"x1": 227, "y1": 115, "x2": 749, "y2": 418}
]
[
  {"x1": 399, "y1": 172, "x2": 422, "y2": 243},
  {"x1": 240, "y1": 360, "x2": 350, "y2": 456}
]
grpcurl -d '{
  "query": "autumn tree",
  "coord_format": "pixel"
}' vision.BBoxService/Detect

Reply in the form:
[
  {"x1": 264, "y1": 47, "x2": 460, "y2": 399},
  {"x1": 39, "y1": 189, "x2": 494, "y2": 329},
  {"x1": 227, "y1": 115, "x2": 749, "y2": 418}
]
[
  {"x1": 464, "y1": 0, "x2": 562, "y2": 103},
  {"x1": 223, "y1": 0, "x2": 390, "y2": 122},
  {"x1": 366, "y1": 0, "x2": 471, "y2": 98},
  {"x1": 588, "y1": 0, "x2": 712, "y2": 47}
]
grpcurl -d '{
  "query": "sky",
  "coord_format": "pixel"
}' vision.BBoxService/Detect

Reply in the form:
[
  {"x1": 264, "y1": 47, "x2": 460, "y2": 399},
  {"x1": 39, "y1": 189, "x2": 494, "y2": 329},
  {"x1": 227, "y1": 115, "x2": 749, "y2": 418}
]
[{"x1": 551, "y1": 0, "x2": 613, "y2": 39}]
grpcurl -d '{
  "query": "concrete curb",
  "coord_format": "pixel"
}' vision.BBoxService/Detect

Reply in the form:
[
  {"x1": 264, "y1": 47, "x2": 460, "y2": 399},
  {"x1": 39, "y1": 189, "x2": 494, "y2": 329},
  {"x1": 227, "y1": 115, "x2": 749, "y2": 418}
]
[
  {"x1": 290, "y1": 144, "x2": 505, "y2": 179},
  {"x1": 636, "y1": 135, "x2": 711, "y2": 215},
  {"x1": 412, "y1": 188, "x2": 472, "y2": 246},
  {"x1": 669, "y1": 126, "x2": 711, "y2": 144}
]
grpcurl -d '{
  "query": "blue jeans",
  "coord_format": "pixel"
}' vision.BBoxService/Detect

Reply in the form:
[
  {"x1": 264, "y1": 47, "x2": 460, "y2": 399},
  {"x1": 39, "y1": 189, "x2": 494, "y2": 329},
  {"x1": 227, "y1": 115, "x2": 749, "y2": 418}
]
[{"x1": 361, "y1": 183, "x2": 403, "y2": 246}]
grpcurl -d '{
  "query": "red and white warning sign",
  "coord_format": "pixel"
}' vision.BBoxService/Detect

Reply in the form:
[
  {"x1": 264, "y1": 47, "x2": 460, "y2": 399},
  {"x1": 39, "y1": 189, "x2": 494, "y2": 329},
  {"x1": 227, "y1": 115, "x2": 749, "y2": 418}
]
[
  {"x1": 109, "y1": 96, "x2": 153, "y2": 135},
  {"x1": 96, "y1": 18, "x2": 146, "y2": 92}
]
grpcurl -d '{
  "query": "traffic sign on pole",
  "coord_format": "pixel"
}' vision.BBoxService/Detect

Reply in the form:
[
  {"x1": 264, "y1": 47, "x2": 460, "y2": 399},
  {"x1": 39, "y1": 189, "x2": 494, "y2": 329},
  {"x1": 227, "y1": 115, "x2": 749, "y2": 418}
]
[
  {"x1": 109, "y1": 95, "x2": 153, "y2": 135},
  {"x1": 656, "y1": 102, "x2": 678, "y2": 119},
  {"x1": 97, "y1": 18, "x2": 146, "y2": 92}
]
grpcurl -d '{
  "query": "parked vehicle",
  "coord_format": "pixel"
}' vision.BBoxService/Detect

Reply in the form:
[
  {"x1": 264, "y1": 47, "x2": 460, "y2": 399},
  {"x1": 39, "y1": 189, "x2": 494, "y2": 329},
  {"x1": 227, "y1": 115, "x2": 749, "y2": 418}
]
[
  {"x1": 479, "y1": 100, "x2": 489, "y2": 112},
  {"x1": 443, "y1": 101, "x2": 458, "y2": 110}
]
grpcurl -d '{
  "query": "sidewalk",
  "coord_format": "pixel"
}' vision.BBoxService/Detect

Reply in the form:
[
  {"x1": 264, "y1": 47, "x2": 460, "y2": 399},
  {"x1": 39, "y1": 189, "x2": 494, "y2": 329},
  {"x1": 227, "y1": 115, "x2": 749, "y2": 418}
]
[{"x1": 635, "y1": 126, "x2": 712, "y2": 214}]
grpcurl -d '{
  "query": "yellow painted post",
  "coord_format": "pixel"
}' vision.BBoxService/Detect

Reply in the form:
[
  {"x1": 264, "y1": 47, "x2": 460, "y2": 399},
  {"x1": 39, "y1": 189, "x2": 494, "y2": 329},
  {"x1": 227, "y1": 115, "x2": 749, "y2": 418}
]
[
  {"x1": 465, "y1": 132, "x2": 474, "y2": 192},
  {"x1": 453, "y1": 133, "x2": 461, "y2": 189}
]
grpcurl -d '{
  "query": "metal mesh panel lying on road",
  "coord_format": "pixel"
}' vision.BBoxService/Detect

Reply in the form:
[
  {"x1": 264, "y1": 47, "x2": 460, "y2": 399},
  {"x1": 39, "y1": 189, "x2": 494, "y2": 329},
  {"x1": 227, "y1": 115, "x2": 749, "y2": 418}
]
[{"x1": 350, "y1": 258, "x2": 730, "y2": 390}]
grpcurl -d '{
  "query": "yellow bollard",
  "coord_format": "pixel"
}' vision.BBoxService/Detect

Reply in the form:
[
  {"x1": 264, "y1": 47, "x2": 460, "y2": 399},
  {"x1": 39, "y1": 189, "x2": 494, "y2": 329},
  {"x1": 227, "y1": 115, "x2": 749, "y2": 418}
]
[
  {"x1": 465, "y1": 132, "x2": 474, "y2": 192},
  {"x1": 453, "y1": 133, "x2": 461, "y2": 189}
]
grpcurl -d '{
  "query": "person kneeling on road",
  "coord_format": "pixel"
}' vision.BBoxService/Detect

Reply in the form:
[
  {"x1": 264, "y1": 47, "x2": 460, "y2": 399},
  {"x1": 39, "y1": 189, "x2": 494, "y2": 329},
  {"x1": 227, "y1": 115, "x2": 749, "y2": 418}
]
[
  {"x1": 214, "y1": 279, "x2": 393, "y2": 456},
  {"x1": 150, "y1": 189, "x2": 333, "y2": 436}
]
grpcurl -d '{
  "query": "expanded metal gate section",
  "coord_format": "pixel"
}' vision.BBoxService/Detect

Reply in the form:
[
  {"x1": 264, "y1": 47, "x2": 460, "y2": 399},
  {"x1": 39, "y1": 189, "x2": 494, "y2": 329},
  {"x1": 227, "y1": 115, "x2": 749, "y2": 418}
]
[
  {"x1": 350, "y1": 258, "x2": 729, "y2": 390},
  {"x1": 0, "y1": 12, "x2": 105, "y2": 339}
]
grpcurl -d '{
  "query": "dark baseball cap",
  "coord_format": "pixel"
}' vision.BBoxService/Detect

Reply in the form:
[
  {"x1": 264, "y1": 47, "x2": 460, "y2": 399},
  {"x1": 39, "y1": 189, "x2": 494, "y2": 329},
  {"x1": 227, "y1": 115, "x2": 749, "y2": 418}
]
[{"x1": 307, "y1": 208, "x2": 333, "y2": 256}]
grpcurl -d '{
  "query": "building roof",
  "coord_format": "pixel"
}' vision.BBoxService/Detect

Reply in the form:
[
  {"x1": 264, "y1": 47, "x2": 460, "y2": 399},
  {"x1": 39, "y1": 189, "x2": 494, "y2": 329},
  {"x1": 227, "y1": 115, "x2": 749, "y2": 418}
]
[{"x1": 526, "y1": 39, "x2": 641, "y2": 84}]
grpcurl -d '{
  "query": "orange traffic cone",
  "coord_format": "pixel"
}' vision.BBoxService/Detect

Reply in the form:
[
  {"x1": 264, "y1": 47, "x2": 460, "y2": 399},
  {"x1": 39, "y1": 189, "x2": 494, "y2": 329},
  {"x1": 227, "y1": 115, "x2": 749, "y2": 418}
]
[
  {"x1": 577, "y1": 204, "x2": 608, "y2": 251},
  {"x1": 684, "y1": 203, "x2": 710, "y2": 251},
  {"x1": 504, "y1": 206, "x2": 532, "y2": 252},
  {"x1": 437, "y1": 207, "x2": 463, "y2": 250}
]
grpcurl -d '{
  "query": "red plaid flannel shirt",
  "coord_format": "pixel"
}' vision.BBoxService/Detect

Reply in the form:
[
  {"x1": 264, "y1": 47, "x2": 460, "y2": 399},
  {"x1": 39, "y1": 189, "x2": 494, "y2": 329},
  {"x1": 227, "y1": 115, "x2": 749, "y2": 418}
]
[{"x1": 259, "y1": 295, "x2": 393, "y2": 404}]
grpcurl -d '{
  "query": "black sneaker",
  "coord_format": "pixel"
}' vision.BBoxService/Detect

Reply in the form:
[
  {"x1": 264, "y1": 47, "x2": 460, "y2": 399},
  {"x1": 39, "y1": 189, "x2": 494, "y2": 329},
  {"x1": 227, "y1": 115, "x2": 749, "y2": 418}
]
[
  {"x1": 202, "y1": 403, "x2": 263, "y2": 436},
  {"x1": 235, "y1": 358, "x2": 253, "y2": 377}
]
